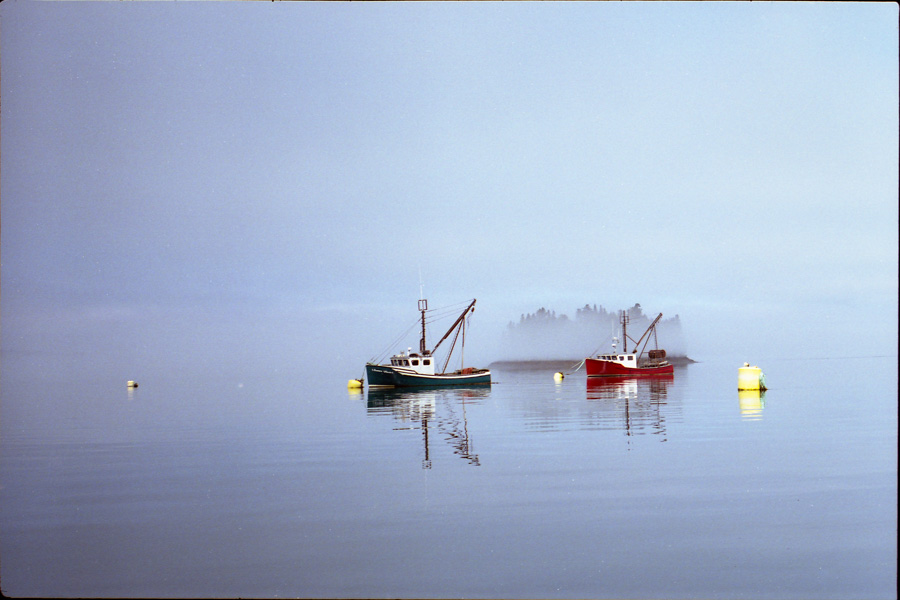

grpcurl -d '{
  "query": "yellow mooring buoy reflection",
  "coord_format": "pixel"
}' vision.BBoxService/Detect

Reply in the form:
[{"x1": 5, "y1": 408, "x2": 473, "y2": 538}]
[{"x1": 739, "y1": 389, "x2": 766, "y2": 419}]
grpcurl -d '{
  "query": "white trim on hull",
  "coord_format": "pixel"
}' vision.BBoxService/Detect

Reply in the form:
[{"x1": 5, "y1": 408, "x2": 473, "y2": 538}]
[{"x1": 366, "y1": 362, "x2": 491, "y2": 388}]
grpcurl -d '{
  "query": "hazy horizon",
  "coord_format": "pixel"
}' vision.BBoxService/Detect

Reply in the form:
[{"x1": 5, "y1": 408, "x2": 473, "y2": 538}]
[{"x1": 2, "y1": 2, "x2": 897, "y2": 386}]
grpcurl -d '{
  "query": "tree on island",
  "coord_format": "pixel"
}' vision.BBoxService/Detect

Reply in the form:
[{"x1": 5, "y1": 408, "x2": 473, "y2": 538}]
[{"x1": 499, "y1": 302, "x2": 686, "y2": 361}]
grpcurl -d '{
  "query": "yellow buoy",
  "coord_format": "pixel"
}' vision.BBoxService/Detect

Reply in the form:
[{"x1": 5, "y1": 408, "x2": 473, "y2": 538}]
[
  {"x1": 127, "y1": 380, "x2": 138, "y2": 388},
  {"x1": 738, "y1": 363, "x2": 766, "y2": 391},
  {"x1": 347, "y1": 378, "x2": 363, "y2": 390},
  {"x1": 553, "y1": 371, "x2": 564, "y2": 382}
]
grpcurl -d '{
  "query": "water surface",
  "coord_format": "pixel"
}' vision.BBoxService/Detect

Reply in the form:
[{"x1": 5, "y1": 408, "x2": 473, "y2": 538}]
[{"x1": 1, "y1": 356, "x2": 896, "y2": 598}]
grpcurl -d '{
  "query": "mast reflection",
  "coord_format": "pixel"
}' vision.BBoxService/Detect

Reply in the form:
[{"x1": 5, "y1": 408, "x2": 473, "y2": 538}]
[
  {"x1": 365, "y1": 387, "x2": 488, "y2": 468},
  {"x1": 586, "y1": 373, "x2": 674, "y2": 442}
]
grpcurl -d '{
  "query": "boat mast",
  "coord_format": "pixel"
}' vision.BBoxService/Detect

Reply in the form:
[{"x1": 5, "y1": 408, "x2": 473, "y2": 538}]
[
  {"x1": 418, "y1": 298, "x2": 428, "y2": 354},
  {"x1": 631, "y1": 313, "x2": 664, "y2": 359},
  {"x1": 621, "y1": 311, "x2": 630, "y2": 353}
]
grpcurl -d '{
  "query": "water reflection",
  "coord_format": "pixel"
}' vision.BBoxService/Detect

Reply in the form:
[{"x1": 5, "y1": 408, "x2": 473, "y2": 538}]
[
  {"x1": 738, "y1": 389, "x2": 767, "y2": 420},
  {"x1": 585, "y1": 374, "x2": 675, "y2": 442},
  {"x1": 365, "y1": 387, "x2": 489, "y2": 469}
]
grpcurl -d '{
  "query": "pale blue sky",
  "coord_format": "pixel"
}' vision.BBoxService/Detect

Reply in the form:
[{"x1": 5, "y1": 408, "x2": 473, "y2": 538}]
[{"x1": 1, "y1": 1, "x2": 897, "y2": 379}]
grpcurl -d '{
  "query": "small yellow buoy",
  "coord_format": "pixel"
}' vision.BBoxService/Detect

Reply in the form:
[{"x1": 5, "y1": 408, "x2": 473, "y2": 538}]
[
  {"x1": 347, "y1": 378, "x2": 363, "y2": 390},
  {"x1": 553, "y1": 371, "x2": 564, "y2": 382},
  {"x1": 738, "y1": 363, "x2": 766, "y2": 391},
  {"x1": 127, "y1": 381, "x2": 138, "y2": 388}
]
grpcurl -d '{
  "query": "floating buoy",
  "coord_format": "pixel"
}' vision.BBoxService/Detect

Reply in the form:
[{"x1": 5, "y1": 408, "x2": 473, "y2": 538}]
[
  {"x1": 347, "y1": 378, "x2": 363, "y2": 390},
  {"x1": 738, "y1": 363, "x2": 766, "y2": 391},
  {"x1": 127, "y1": 381, "x2": 138, "y2": 388},
  {"x1": 553, "y1": 371, "x2": 564, "y2": 382}
]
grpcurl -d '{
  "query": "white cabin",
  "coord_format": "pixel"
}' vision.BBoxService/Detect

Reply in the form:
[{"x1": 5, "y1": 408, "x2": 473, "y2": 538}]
[
  {"x1": 596, "y1": 353, "x2": 638, "y2": 367},
  {"x1": 595, "y1": 349, "x2": 669, "y2": 369},
  {"x1": 389, "y1": 349, "x2": 436, "y2": 375}
]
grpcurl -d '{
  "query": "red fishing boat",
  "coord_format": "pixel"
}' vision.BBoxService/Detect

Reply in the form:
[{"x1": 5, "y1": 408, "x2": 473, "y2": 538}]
[{"x1": 585, "y1": 311, "x2": 674, "y2": 377}]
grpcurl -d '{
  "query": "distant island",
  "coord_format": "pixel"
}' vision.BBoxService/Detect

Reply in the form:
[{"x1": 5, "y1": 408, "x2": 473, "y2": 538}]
[{"x1": 495, "y1": 303, "x2": 692, "y2": 363}]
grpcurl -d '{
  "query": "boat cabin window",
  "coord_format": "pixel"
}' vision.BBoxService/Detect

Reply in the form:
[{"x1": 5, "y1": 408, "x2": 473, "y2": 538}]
[
  {"x1": 411, "y1": 360, "x2": 419, "y2": 366},
  {"x1": 619, "y1": 356, "x2": 624, "y2": 361},
  {"x1": 423, "y1": 359, "x2": 431, "y2": 365},
  {"x1": 628, "y1": 355, "x2": 634, "y2": 361}
]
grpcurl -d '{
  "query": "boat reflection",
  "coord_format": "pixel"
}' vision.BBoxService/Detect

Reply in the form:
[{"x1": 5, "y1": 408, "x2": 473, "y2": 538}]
[
  {"x1": 738, "y1": 389, "x2": 767, "y2": 420},
  {"x1": 586, "y1": 373, "x2": 674, "y2": 441},
  {"x1": 365, "y1": 387, "x2": 489, "y2": 469}
]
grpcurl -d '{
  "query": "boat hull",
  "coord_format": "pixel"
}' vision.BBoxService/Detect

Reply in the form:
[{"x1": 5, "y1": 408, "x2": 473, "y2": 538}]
[
  {"x1": 585, "y1": 358, "x2": 674, "y2": 377},
  {"x1": 366, "y1": 363, "x2": 491, "y2": 388}
]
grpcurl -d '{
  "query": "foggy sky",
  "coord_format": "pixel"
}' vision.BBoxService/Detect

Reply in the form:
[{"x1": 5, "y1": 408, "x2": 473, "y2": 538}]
[{"x1": 1, "y1": 2, "x2": 897, "y2": 383}]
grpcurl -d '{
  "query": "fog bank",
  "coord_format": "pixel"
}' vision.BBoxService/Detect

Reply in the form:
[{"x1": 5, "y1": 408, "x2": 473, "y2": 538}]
[{"x1": 496, "y1": 303, "x2": 687, "y2": 361}]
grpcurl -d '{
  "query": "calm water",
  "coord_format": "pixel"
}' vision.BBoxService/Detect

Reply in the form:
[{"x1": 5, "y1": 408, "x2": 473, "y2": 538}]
[{"x1": 1, "y1": 356, "x2": 896, "y2": 599}]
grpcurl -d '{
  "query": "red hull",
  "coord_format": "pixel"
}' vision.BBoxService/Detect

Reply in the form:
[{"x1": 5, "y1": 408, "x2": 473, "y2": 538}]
[{"x1": 585, "y1": 357, "x2": 674, "y2": 377}]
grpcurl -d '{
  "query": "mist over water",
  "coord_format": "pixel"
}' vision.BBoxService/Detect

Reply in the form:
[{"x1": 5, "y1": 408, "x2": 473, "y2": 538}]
[{"x1": 496, "y1": 302, "x2": 688, "y2": 361}]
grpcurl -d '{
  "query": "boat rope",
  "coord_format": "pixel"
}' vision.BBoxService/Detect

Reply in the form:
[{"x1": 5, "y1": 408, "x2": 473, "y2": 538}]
[
  {"x1": 440, "y1": 322, "x2": 463, "y2": 373},
  {"x1": 368, "y1": 299, "x2": 478, "y2": 366},
  {"x1": 588, "y1": 334, "x2": 613, "y2": 359},
  {"x1": 423, "y1": 300, "x2": 475, "y2": 325},
  {"x1": 565, "y1": 358, "x2": 586, "y2": 375},
  {"x1": 369, "y1": 316, "x2": 421, "y2": 364},
  {"x1": 560, "y1": 334, "x2": 613, "y2": 376}
]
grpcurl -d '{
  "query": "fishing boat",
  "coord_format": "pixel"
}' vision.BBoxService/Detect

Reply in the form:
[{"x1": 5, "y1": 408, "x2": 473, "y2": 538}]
[
  {"x1": 365, "y1": 298, "x2": 491, "y2": 388},
  {"x1": 585, "y1": 311, "x2": 674, "y2": 377}
]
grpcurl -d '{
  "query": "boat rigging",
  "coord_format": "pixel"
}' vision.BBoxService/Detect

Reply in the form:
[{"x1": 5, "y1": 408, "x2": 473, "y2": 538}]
[
  {"x1": 585, "y1": 310, "x2": 674, "y2": 377},
  {"x1": 365, "y1": 298, "x2": 490, "y2": 388}
]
